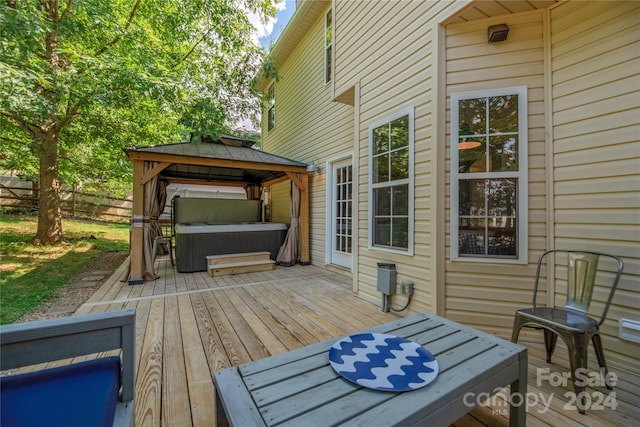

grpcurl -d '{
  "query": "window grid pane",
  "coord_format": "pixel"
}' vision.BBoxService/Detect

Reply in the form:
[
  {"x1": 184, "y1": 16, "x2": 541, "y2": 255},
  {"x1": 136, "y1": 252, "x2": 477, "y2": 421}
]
[
  {"x1": 373, "y1": 184, "x2": 409, "y2": 250},
  {"x1": 458, "y1": 95, "x2": 519, "y2": 175},
  {"x1": 458, "y1": 178, "x2": 517, "y2": 257},
  {"x1": 334, "y1": 165, "x2": 352, "y2": 254},
  {"x1": 371, "y1": 114, "x2": 411, "y2": 251}
]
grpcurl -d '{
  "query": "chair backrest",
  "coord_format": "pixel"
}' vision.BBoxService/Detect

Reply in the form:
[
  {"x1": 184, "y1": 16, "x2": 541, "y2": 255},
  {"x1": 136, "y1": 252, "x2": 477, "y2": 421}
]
[
  {"x1": 0, "y1": 309, "x2": 136, "y2": 427},
  {"x1": 533, "y1": 250, "x2": 624, "y2": 325},
  {"x1": 0, "y1": 309, "x2": 136, "y2": 402},
  {"x1": 565, "y1": 251, "x2": 599, "y2": 313}
]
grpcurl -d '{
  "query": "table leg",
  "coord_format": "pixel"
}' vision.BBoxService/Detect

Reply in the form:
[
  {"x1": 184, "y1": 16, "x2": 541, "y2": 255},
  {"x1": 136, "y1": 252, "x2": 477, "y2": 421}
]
[
  {"x1": 214, "y1": 368, "x2": 266, "y2": 427},
  {"x1": 510, "y1": 350, "x2": 528, "y2": 427},
  {"x1": 215, "y1": 388, "x2": 230, "y2": 427}
]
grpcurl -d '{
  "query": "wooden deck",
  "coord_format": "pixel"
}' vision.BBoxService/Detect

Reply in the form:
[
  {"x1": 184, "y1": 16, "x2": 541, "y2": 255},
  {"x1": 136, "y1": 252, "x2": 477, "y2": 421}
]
[{"x1": 76, "y1": 255, "x2": 639, "y2": 427}]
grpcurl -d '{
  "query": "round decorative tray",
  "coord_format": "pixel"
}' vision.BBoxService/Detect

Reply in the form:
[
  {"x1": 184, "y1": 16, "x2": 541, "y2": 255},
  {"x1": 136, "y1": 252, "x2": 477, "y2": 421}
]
[{"x1": 329, "y1": 332, "x2": 438, "y2": 392}]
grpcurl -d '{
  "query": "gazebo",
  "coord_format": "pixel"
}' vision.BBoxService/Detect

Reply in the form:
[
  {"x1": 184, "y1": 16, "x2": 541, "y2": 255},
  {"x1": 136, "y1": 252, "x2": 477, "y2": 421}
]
[{"x1": 123, "y1": 135, "x2": 309, "y2": 284}]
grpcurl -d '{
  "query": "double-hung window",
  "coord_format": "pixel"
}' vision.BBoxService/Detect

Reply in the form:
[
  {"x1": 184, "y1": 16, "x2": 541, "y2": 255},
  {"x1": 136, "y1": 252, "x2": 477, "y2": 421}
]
[
  {"x1": 369, "y1": 108, "x2": 414, "y2": 254},
  {"x1": 451, "y1": 86, "x2": 528, "y2": 262}
]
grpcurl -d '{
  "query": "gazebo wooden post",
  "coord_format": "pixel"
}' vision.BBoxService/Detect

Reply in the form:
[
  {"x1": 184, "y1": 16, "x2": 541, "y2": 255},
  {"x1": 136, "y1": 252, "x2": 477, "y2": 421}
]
[
  {"x1": 128, "y1": 159, "x2": 145, "y2": 285},
  {"x1": 299, "y1": 172, "x2": 310, "y2": 264}
]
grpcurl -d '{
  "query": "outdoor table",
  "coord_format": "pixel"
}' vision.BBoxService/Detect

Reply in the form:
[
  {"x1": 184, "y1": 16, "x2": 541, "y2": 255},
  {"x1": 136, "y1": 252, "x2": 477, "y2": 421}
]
[{"x1": 214, "y1": 311, "x2": 527, "y2": 427}]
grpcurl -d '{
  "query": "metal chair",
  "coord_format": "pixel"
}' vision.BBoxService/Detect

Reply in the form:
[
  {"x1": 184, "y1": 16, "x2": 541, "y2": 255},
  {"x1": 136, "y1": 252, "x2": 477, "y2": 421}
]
[
  {"x1": 152, "y1": 235, "x2": 174, "y2": 267},
  {"x1": 511, "y1": 249, "x2": 623, "y2": 413}
]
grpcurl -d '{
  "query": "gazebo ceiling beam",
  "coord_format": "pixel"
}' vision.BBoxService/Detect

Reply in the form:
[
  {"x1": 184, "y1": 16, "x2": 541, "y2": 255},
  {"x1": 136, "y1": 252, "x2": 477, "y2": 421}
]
[
  {"x1": 286, "y1": 171, "x2": 305, "y2": 192},
  {"x1": 141, "y1": 162, "x2": 172, "y2": 185},
  {"x1": 261, "y1": 174, "x2": 291, "y2": 188},
  {"x1": 164, "y1": 178, "x2": 247, "y2": 188}
]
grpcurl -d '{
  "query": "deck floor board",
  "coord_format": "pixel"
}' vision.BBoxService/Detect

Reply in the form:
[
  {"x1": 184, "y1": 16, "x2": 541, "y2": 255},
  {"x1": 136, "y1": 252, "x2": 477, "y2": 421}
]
[{"x1": 76, "y1": 255, "x2": 639, "y2": 427}]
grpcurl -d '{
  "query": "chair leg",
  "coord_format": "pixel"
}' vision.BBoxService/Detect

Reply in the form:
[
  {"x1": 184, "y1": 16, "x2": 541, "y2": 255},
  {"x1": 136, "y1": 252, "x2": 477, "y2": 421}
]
[
  {"x1": 543, "y1": 329, "x2": 558, "y2": 363},
  {"x1": 566, "y1": 334, "x2": 589, "y2": 414},
  {"x1": 152, "y1": 239, "x2": 159, "y2": 264},
  {"x1": 511, "y1": 314, "x2": 523, "y2": 343},
  {"x1": 592, "y1": 334, "x2": 612, "y2": 390},
  {"x1": 167, "y1": 239, "x2": 174, "y2": 267}
]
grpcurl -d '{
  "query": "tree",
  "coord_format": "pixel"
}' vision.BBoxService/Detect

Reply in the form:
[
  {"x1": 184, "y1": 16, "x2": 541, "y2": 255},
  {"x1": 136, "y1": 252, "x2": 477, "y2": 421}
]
[{"x1": 0, "y1": 0, "x2": 276, "y2": 244}]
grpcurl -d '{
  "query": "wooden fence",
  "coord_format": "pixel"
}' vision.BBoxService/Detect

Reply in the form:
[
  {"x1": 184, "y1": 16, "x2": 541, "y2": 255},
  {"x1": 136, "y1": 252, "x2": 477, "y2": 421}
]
[{"x1": 0, "y1": 176, "x2": 132, "y2": 223}]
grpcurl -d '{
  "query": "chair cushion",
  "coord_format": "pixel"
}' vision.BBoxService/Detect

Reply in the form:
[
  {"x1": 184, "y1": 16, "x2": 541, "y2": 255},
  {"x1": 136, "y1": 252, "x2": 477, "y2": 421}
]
[
  {"x1": 1, "y1": 356, "x2": 121, "y2": 427},
  {"x1": 516, "y1": 307, "x2": 599, "y2": 334}
]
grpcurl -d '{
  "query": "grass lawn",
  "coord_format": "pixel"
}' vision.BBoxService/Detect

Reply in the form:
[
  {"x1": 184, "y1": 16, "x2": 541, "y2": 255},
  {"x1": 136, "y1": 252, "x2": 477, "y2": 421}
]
[{"x1": 0, "y1": 214, "x2": 130, "y2": 324}]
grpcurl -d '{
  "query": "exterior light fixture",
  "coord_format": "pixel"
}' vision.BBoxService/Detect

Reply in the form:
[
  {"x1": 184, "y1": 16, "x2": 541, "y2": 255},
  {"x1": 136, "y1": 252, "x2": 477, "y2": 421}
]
[
  {"x1": 307, "y1": 160, "x2": 323, "y2": 173},
  {"x1": 488, "y1": 24, "x2": 509, "y2": 43}
]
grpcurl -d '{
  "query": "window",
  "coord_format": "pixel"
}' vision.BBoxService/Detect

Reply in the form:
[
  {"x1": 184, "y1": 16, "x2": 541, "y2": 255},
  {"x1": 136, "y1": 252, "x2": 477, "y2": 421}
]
[
  {"x1": 451, "y1": 87, "x2": 528, "y2": 262},
  {"x1": 369, "y1": 108, "x2": 414, "y2": 253},
  {"x1": 267, "y1": 82, "x2": 275, "y2": 131},
  {"x1": 325, "y1": 9, "x2": 332, "y2": 84}
]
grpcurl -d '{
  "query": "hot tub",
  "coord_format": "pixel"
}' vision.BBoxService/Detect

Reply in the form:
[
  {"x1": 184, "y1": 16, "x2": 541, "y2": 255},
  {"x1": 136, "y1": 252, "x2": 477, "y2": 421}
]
[{"x1": 174, "y1": 222, "x2": 288, "y2": 273}]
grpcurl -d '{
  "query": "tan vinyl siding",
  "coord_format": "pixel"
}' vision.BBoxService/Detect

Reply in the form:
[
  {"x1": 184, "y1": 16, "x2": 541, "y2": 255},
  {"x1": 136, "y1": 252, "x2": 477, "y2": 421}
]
[
  {"x1": 444, "y1": 11, "x2": 548, "y2": 337},
  {"x1": 336, "y1": 0, "x2": 465, "y2": 312},
  {"x1": 264, "y1": 0, "x2": 638, "y2": 378},
  {"x1": 262, "y1": 4, "x2": 353, "y2": 266},
  {"x1": 335, "y1": 1, "x2": 459, "y2": 98},
  {"x1": 550, "y1": 0, "x2": 640, "y2": 373}
]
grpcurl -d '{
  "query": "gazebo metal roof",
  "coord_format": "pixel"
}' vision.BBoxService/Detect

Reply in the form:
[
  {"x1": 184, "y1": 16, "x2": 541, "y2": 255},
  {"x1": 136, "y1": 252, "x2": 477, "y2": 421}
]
[{"x1": 124, "y1": 135, "x2": 307, "y2": 186}]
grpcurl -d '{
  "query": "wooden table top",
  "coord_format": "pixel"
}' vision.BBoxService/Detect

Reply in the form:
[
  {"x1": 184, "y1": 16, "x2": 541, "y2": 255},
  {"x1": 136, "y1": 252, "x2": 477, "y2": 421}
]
[{"x1": 215, "y1": 311, "x2": 527, "y2": 427}]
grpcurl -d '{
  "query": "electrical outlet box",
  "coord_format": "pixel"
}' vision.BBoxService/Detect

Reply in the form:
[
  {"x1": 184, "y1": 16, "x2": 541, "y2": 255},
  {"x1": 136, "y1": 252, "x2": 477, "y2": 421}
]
[
  {"x1": 401, "y1": 281, "x2": 414, "y2": 296},
  {"x1": 377, "y1": 263, "x2": 397, "y2": 295},
  {"x1": 619, "y1": 318, "x2": 640, "y2": 343}
]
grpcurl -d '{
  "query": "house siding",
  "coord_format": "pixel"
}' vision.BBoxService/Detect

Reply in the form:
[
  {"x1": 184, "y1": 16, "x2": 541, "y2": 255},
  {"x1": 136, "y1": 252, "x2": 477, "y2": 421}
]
[
  {"x1": 263, "y1": 0, "x2": 639, "y2": 376},
  {"x1": 261, "y1": 3, "x2": 353, "y2": 266},
  {"x1": 442, "y1": 2, "x2": 640, "y2": 373},
  {"x1": 549, "y1": 0, "x2": 640, "y2": 372},
  {"x1": 336, "y1": 0, "x2": 464, "y2": 312},
  {"x1": 444, "y1": 11, "x2": 548, "y2": 337}
]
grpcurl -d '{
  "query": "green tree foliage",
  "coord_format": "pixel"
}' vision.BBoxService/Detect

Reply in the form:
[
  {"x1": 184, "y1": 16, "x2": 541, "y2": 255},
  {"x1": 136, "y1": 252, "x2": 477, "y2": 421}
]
[{"x1": 0, "y1": 0, "x2": 276, "y2": 244}]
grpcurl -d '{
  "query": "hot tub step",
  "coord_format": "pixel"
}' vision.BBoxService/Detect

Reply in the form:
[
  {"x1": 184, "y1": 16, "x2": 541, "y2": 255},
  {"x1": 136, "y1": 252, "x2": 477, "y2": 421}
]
[
  {"x1": 207, "y1": 259, "x2": 275, "y2": 276},
  {"x1": 207, "y1": 251, "x2": 271, "y2": 267}
]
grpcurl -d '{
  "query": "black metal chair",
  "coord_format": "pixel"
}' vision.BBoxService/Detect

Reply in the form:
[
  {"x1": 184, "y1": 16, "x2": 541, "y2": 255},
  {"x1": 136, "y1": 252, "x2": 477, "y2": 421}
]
[{"x1": 511, "y1": 249, "x2": 624, "y2": 413}]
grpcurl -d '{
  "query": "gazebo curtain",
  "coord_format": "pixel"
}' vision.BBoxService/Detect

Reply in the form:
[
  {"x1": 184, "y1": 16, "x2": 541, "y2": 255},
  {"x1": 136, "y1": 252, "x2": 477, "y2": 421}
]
[
  {"x1": 142, "y1": 161, "x2": 161, "y2": 280},
  {"x1": 124, "y1": 161, "x2": 166, "y2": 282},
  {"x1": 155, "y1": 180, "x2": 168, "y2": 253},
  {"x1": 276, "y1": 176, "x2": 300, "y2": 266}
]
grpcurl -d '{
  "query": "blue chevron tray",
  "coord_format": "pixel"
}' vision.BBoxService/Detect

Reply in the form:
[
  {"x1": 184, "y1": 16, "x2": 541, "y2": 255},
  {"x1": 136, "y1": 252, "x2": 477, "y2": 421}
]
[{"x1": 329, "y1": 332, "x2": 439, "y2": 392}]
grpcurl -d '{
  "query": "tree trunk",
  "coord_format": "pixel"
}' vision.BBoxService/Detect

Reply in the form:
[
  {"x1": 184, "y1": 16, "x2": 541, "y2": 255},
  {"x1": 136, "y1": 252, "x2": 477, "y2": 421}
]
[
  {"x1": 34, "y1": 133, "x2": 63, "y2": 245},
  {"x1": 33, "y1": 3, "x2": 64, "y2": 246}
]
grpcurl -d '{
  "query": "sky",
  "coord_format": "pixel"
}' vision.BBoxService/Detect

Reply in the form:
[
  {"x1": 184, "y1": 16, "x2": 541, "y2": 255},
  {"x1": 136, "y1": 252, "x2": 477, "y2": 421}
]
[
  {"x1": 238, "y1": 1, "x2": 294, "y2": 131},
  {"x1": 249, "y1": 0, "x2": 296, "y2": 51}
]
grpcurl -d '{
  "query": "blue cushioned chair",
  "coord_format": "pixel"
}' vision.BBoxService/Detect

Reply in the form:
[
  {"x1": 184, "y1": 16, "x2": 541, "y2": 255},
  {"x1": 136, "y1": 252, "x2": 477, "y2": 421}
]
[{"x1": 1, "y1": 309, "x2": 136, "y2": 427}]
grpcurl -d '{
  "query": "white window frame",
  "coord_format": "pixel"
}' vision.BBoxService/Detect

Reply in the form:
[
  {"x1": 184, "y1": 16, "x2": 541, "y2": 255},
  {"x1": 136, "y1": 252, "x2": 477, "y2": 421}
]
[
  {"x1": 324, "y1": 9, "x2": 332, "y2": 84},
  {"x1": 450, "y1": 86, "x2": 528, "y2": 263},
  {"x1": 368, "y1": 107, "x2": 415, "y2": 255}
]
